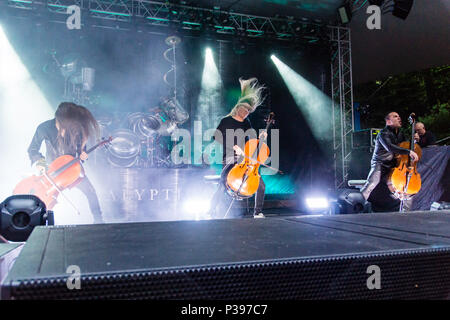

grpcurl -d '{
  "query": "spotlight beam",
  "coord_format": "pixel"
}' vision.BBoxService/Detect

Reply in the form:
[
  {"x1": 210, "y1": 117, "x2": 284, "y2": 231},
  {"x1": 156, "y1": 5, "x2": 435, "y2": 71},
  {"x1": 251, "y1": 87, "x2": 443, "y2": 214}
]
[
  {"x1": 0, "y1": 24, "x2": 54, "y2": 200},
  {"x1": 197, "y1": 47, "x2": 223, "y2": 128},
  {"x1": 271, "y1": 55, "x2": 332, "y2": 142},
  {"x1": 195, "y1": 47, "x2": 223, "y2": 164}
]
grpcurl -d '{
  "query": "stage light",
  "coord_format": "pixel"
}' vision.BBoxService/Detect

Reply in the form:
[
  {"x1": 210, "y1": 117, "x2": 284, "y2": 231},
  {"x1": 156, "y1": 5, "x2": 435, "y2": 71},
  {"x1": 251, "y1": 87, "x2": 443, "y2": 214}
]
[
  {"x1": 182, "y1": 198, "x2": 211, "y2": 220},
  {"x1": 270, "y1": 55, "x2": 332, "y2": 143},
  {"x1": 0, "y1": 195, "x2": 54, "y2": 242},
  {"x1": 195, "y1": 47, "x2": 223, "y2": 164},
  {"x1": 0, "y1": 24, "x2": 54, "y2": 201},
  {"x1": 338, "y1": 3, "x2": 352, "y2": 24},
  {"x1": 305, "y1": 197, "x2": 329, "y2": 210},
  {"x1": 430, "y1": 202, "x2": 450, "y2": 211},
  {"x1": 201, "y1": 47, "x2": 222, "y2": 92},
  {"x1": 197, "y1": 47, "x2": 222, "y2": 124},
  {"x1": 329, "y1": 189, "x2": 370, "y2": 214}
]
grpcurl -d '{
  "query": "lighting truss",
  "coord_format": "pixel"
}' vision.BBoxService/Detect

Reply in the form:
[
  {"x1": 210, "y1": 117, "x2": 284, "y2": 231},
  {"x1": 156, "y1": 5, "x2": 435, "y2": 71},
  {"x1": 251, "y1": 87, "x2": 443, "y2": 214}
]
[
  {"x1": 330, "y1": 26, "x2": 354, "y2": 189},
  {"x1": 4, "y1": 0, "x2": 328, "y2": 43}
]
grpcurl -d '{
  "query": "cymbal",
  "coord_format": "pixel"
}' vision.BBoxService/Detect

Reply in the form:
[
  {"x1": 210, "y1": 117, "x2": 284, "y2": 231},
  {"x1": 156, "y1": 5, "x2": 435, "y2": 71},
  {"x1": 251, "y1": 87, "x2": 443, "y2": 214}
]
[{"x1": 165, "y1": 35, "x2": 181, "y2": 46}]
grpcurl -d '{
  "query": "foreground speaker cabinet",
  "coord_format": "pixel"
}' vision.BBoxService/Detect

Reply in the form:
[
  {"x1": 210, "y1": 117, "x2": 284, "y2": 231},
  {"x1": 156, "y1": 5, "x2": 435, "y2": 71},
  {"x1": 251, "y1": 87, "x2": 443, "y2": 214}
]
[{"x1": 2, "y1": 211, "x2": 450, "y2": 299}]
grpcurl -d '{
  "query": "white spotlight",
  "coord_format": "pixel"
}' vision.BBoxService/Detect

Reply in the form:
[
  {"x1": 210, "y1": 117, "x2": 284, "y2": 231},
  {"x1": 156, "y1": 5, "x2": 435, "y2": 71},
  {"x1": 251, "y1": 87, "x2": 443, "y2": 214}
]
[
  {"x1": 305, "y1": 197, "x2": 329, "y2": 210},
  {"x1": 183, "y1": 198, "x2": 211, "y2": 220},
  {"x1": 196, "y1": 46, "x2": 223, "y2": 165},
  {"x1": 0, "y1": 24, "x2": 53, "y2": 200}
]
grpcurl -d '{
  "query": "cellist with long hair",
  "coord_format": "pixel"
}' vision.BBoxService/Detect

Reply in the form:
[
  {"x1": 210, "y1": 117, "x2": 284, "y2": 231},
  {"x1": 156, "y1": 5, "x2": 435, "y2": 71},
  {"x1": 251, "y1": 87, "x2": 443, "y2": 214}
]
[
  {"x1": 208, "y1": 77, "x2": 267, "y2": 219},
  {"x1": 27, "y1": 102, "x2": 104, "y2": 223}
]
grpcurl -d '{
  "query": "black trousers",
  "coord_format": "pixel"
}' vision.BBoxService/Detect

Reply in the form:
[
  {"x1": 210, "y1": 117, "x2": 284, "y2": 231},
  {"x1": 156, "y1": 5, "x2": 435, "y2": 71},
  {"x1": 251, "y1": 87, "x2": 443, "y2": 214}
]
[
  {"x1": 75, "y1": 176, "x2": 104, "y2": 223},
  {"x1": 209, "y1": 163, "x2": 265, "y2": 218},
  {"x1": 360, "y1": 163, "x2": 391, "y2": 200},
  {"x1": 361, "y1": 163, "x2": 413, "y2": 211}
]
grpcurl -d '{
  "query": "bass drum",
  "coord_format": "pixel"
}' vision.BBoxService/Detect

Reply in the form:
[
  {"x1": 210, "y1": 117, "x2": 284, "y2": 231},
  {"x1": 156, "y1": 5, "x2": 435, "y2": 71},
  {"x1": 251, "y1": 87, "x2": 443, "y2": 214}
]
[
  {"x1": 107, "y1": 129, "x2": 141, "y2": 167},
  {"x1": 153, "y1": 116, "x2": 177, "y2": 136},
  {"x1": 126, "y1": 112, "x2": 177, "y2": 137},
  {"x1": 126, "y1": 112, "x2": 150, "y2": 139},
  {"x1": 142, "y1": 112, "x2": 177, "y2": 136}
]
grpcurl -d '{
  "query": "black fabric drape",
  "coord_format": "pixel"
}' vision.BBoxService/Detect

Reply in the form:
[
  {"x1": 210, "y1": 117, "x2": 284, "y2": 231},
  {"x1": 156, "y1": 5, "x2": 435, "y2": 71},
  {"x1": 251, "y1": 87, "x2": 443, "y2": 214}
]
[{"x1": 412, "y1": 146, "x2": 450, "y2": 210}]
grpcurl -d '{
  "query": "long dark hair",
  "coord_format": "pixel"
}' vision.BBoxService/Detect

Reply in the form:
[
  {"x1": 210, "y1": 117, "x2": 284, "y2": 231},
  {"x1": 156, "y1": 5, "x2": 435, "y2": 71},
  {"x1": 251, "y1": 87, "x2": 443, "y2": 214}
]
[{"x1": 55, "y1": 102, "x2": 99, "y2": 155}]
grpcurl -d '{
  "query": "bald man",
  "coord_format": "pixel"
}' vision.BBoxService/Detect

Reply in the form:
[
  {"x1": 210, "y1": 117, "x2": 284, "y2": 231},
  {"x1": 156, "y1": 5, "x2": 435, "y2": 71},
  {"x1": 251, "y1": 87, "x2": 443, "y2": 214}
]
[
  {"x1": 360, "y1": 112, "x2": 418, "y2": 210},
  {"x1": 414, "y1": 122, "x2": 436, "y2": 148}
]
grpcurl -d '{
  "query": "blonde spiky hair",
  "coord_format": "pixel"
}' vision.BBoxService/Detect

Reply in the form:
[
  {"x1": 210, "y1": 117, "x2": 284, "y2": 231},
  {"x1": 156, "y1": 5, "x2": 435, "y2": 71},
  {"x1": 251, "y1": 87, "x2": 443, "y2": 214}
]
[{"x1": 229, "y1": 77, "x2": 265, "y2": 116}]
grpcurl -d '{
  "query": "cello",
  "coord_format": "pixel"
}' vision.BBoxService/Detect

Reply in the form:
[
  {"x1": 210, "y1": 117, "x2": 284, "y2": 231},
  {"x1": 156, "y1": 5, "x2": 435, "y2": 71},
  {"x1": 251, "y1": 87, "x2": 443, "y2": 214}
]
[
  {"x1": 13, "y1": 137, "x2": 112, "y2": 211},
  {"x1": 225, "y1": 112, "x2": 275, "y2": 199},
  {"x1": 389, "y1": 113, "x2": 422, "y2": 211}
]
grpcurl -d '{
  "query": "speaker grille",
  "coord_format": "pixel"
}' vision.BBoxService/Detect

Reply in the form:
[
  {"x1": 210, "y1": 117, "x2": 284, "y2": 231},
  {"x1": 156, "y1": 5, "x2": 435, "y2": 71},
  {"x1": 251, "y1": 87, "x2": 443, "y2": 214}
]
[{"x1": 7, "y1": 247, "x2": 450, "y2": 299}]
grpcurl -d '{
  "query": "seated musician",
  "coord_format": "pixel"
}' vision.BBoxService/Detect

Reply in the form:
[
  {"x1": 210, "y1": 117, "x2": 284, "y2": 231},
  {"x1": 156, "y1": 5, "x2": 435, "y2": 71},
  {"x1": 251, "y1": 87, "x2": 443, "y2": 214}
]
[
  {"x1": 208, "y1": 78, "x2": 267, "y2": 219},
  {"x1": 28, "y1": 102, "x2": 104, "y2": 223},
  {"x1": 360, "y1": 112, "x2": 419, "y2": 211},
  {"x1": 414, "y1": 122, "x2": 436, "y2": 148}
]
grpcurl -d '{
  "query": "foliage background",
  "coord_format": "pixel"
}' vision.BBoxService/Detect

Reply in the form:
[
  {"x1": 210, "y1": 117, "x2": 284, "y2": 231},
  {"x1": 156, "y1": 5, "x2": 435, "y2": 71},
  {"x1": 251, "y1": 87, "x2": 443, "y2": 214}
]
[{"x1": 354, "y1": 65, "x2": 450, "y2": 141}]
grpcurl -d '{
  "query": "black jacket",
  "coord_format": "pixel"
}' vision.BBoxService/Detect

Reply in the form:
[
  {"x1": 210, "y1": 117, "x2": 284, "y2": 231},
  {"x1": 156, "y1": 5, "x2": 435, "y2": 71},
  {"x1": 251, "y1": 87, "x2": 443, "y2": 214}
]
[
  {"x1": 371, "y1": 125, "x2": 410, "y2": 167},
  {"x1": 27, "y1": 119, "x2": 59, "y2": 165},
  {"x1": 27, "y1": 119, "x2": 84, "y2": 166}
]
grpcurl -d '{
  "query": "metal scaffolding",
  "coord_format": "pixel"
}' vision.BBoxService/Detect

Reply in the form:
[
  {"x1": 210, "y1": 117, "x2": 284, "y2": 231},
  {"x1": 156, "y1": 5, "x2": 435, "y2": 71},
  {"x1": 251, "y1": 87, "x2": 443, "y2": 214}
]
[
  {"x1": 330, "y1": 26, "x2": 354, "y2": 189},
  {"x1": 3, "y1": 0, "x2": 328, "y2": 43}
]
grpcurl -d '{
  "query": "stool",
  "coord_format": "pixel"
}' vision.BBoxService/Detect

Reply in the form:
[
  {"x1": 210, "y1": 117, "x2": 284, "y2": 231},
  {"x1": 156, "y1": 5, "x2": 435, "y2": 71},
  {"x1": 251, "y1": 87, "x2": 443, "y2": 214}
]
[
  {"x1": 203, "y1": 175, "x2": 221, "y2": 185},
  {"x1": 348, "y1": 180, "x2": 367, "y2": 190}
]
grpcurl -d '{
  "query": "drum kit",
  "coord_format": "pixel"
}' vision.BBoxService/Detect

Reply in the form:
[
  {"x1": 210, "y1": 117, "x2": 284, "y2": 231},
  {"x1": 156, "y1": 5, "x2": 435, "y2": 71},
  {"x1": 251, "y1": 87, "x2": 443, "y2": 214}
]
[
  {"x1": 101, "y1": 97, "x2": 189, "y2": 168},
  {"x1": 47, "y1": 35, "x2": 188, "y2": 168}
]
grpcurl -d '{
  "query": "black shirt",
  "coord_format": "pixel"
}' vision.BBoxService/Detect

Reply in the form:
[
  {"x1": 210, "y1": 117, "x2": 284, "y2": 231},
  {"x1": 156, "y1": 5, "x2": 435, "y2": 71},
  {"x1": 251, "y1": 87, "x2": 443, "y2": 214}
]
[
  {"x1": 214, "y1": 116, "x2": 255, "y2": 164},
  {"x1": 417, "y1": 131, "x2": 436, "y2": 148},
  {"x1": 27, "y1": 119, "x2": 83, "y2": 166}
]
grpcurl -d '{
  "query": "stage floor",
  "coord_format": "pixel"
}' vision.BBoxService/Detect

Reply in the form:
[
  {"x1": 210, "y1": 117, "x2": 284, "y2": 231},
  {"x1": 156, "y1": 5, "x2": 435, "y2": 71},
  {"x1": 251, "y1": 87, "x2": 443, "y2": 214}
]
[
  {"x1": 4, "y1": 209, "x2": 450, "y2": 275},
  {"x1": 3, "y1": 209, "x2": 450, "y2": 299}
]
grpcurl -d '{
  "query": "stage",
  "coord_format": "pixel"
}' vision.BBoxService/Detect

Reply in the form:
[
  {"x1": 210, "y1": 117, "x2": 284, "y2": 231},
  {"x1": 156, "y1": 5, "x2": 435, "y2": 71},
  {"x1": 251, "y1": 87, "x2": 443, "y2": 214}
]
[
  {"x1": 2, "y1": 209, "x2": 450, "y2": 299},
  {"x1": 0, "y1": 0, "x2": 449, "y2": 303}
]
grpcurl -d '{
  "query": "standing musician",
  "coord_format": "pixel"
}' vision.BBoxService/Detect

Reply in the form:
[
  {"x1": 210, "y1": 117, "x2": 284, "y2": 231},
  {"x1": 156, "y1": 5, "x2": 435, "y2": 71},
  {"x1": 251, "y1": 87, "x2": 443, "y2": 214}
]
[
  {"x1": 360, "y1": 111, "x2": 419, "y2": 211},
  {"x1": 208, "y1": 78, "x2": 267, "y2": 219},
  {"x1": 27, "y1": 102, "x2": 104, "y2": 223}
]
